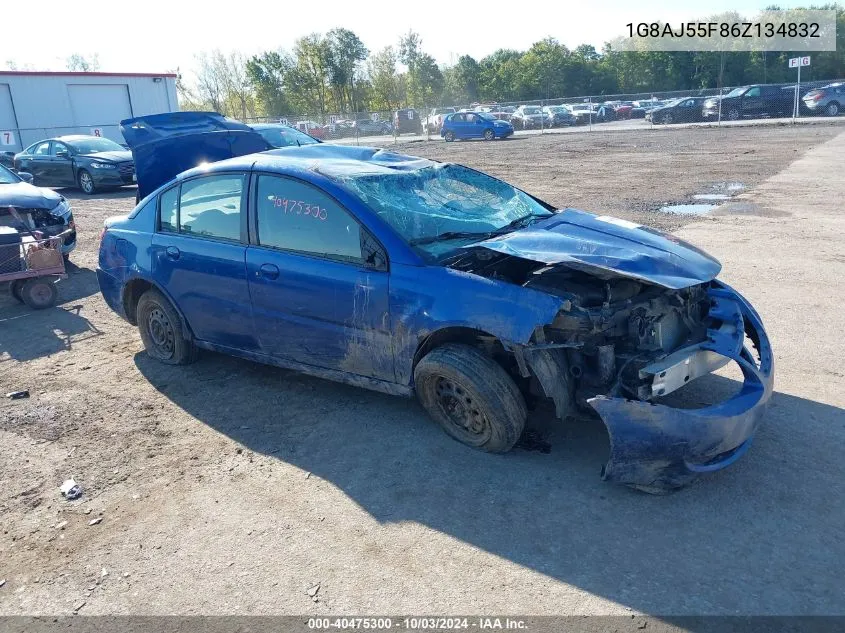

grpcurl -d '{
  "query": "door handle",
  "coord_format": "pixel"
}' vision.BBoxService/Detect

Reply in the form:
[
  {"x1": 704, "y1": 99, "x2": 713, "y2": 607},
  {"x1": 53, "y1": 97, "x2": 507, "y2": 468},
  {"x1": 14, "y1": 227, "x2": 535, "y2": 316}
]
[
  {"x1": 165, "y1": 246, "x2": 180, "y2": 260},
  {"x1": 259, "y1": 263, "x2": 280, "y2": 280}
]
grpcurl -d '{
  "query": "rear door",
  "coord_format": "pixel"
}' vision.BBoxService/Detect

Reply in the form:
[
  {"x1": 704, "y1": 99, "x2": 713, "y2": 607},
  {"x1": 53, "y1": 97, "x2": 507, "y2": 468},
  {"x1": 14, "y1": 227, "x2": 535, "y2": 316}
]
[
  {"x1": 246, "y1": 173, "x2": 394, "y2": 381},
  {"x1": 151, "y1": 172, "x2": 259, "y2": 350},
  {"x1": 448, "y1": 113, "x2": 467, "y2": 137},
  {"x1": 23, "y1": 141, "x2": 53, "y2": 183}
]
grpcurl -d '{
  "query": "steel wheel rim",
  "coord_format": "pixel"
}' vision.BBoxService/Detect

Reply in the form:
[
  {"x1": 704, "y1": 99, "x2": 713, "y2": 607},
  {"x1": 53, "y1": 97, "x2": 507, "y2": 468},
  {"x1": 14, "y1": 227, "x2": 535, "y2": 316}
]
[
  {"x1": 80, "y1": 172, "x2": 93, "y2": 192},
  {"x1": 29, "y1": 282, "x2": 53, "y2": 306},
  {"x1": 147, "y1": 307, "x2": 175, "y2": 359},
  {"x1": 434, "y1": 377, "x2": 491, "y2": 446}
]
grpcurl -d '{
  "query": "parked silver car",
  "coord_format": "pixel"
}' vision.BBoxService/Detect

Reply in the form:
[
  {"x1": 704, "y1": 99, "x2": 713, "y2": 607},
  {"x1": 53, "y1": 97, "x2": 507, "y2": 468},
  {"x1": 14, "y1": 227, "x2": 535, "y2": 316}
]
[{"x1": 802, "y1": 83, "x2": 843, "y2": 117}]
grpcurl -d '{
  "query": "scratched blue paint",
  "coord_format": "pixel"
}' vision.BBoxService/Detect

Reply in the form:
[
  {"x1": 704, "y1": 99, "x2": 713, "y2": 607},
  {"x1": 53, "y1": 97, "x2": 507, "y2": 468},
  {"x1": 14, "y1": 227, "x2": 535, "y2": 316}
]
[{"x1": 96, "y1": 112, "x2": 774, "y2": 490}]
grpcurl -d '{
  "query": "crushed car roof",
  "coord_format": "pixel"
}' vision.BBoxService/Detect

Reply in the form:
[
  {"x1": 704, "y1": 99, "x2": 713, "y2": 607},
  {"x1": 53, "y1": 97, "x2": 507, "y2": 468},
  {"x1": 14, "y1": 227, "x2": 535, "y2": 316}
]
[{"x1": 190, "y1": 144, "x2": 437, "y2": 178}]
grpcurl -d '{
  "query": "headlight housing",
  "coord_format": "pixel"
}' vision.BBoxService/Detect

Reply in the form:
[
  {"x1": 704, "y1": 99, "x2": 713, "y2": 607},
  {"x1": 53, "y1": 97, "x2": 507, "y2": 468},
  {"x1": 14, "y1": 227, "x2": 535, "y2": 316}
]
[
  {"x1": 91, "y1": 161, "x2": 116, "y2": 169},
  {"x1": 50, "y1": 197, "x2": 71, "y2": 217}
]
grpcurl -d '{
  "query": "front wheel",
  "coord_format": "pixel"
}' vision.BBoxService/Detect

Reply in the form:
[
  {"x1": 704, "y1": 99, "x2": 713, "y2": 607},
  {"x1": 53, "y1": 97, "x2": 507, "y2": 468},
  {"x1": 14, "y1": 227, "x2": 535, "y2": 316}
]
[
  {"x1": 136, "y1": 288, "x2": 197, "y2": 365},
  {"x1": 727, "y1": 108, "x2": 741, "y2": 121},
  {"x1": 663, "y1": 113, "x2": 673, "y2": 125},
  {"x1": 414, "y1": 344, "x2": 526, "y2": 453},
  {"x1": 77, "y1": 169, "x2": 96, "y2": 194},
  {"x1": 21, "y1": 277, "x2": 58, "y2": 309},
  {"x1": 444, "y1": 130, "x2": 456, "y2": 142},
  {"x1": 483, "y1": 128, "x2": 495, "y2": 141}
]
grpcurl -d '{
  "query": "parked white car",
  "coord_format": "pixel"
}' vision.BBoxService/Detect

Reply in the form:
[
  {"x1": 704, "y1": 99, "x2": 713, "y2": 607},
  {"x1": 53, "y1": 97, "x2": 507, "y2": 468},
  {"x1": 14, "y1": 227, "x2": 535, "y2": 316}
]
[{"x1": 423, "y1": 107, "x2": 457, "y2": 133}]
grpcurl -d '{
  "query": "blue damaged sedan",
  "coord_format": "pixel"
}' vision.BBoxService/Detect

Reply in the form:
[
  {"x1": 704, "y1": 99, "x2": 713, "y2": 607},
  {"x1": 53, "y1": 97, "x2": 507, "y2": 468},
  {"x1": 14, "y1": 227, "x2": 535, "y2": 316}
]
[{"x1": 98, "y1": 112, "x2": 773, "y2": 492}]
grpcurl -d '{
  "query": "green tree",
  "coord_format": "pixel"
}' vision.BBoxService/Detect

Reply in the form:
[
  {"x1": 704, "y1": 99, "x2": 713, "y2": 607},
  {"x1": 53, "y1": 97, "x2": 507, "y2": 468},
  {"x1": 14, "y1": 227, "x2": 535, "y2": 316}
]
[
  {"x1": 246, "y1": 51, "x2": 294, "y2": 116},
  {"x1": 326, "y1": 28, "x2": 369, "y2": 113},
  {"x1": 368, "y1": 46, "x2": 403, "y2": 110}
]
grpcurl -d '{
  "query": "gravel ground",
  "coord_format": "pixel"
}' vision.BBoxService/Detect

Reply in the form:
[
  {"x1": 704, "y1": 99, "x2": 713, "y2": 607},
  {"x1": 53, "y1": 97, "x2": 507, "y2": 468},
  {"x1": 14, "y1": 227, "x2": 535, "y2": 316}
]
[{"x1": 1, "y1": 123, "x2": 844, "y2": 617}]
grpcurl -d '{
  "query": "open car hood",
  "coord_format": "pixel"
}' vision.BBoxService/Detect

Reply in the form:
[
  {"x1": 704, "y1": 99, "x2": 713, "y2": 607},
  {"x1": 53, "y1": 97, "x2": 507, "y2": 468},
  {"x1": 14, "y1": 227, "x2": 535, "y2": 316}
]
[
  {"x1": 120, "y1": 112, "x2": 270, "y2": 198},
  {"x1": 470, "y1": 208, "x2": 721, "y2": 289}
]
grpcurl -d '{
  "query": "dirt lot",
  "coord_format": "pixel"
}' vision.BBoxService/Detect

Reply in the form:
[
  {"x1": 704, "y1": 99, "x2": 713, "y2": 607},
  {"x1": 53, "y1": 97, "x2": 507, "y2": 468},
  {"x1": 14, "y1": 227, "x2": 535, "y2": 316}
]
[{"x1": 2, "y1": 123, "x2": 844, "y2": 617}]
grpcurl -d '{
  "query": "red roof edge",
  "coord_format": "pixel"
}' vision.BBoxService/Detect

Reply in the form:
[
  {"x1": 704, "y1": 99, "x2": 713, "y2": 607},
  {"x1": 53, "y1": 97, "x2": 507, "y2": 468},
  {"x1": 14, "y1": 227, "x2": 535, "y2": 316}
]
[{"x1": 0, "y1": 71, "x2": 178, "y2": 78}]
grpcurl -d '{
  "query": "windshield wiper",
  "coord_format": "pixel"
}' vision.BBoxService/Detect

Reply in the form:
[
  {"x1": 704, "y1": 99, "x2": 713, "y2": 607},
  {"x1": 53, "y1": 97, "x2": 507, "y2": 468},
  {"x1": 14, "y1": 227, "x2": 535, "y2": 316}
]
[
  {"x1": 408, "y1": 231, "x2": 494, "y2": 246},
  {"x1": 490, "y1": 213, "x2": 551, "y2": 236},
  {"x1": 409, "y1": 214, "x2": 551, "y2": 247}
]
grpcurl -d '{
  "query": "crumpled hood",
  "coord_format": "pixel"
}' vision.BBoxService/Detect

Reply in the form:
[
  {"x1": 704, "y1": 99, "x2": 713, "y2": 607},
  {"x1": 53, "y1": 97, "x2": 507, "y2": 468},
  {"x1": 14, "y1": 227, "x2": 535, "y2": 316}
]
[
  {"x1": 82, "y1": 150, "x2": 133, "y2": 163},
  {"x1": 469, "y1": 208, "x2": 722, "y2": 289},
  {"x1": 120, "y1": 111, "x2": 270, "y2": 198},
  {"x1": 0, "y1": 181, "x2": 62, "y2": 209}
]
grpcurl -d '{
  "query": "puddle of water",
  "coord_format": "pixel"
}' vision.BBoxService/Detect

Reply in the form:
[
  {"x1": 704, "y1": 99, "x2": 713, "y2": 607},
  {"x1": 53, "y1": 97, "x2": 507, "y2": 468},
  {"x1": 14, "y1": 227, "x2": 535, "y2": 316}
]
[
  {"x1": 659, "y1": 203, "x2": 718, "y2": 215},
  {"x1": 693, "y1": 194, "x2": 731, "y2": 201}
]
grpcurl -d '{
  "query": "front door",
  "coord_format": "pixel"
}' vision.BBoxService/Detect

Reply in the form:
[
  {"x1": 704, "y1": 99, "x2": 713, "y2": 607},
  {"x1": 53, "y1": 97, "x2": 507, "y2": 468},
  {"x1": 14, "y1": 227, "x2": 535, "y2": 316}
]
[
  {"x1": 151, "y1": 172, "x2": 258, "y2": 350},
  {"x1": 246, "y1": 173, "x2": 394, "y2": 381},
  {"x1": 48, "y1": 142, "x2": 75, "y2": 186}
]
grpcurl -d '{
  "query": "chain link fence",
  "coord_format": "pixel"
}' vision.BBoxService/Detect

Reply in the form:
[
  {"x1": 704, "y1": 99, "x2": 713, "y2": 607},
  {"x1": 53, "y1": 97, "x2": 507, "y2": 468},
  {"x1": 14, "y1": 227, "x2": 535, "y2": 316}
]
[
  {"x1": 243, "y1": 77, "x2": 843, "y2": 144},
  {"x1": 1, "y1": 78, "x2": 842, "y2": 166}
]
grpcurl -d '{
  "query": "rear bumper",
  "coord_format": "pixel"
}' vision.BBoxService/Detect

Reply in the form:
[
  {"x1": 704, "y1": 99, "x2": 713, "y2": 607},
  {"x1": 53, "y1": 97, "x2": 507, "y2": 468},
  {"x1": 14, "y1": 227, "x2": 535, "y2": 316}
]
[{"x1": 588, "y1": 281, "x2": 774, "y2": 491}]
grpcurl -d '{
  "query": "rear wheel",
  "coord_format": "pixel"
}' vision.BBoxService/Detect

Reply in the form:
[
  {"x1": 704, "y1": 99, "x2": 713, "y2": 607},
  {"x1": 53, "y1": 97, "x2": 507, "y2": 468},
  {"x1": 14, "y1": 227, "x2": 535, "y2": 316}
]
[
  {"x1": 444, "y1": 130, "x2": 456, "y2": 142},
  {"x1": 77, "y1": 169, "x2": 96, "y2": 194},
  {"x1": 136, "y1": 288, "x2": 197, "y2": 365},
  {"x1": 21, "y1": 277, "x2": 58, "y2": 309},
  {"x1": 9, "y1": 279, "x2": 25, "y2": 303},
  {"x1": 483, "y1": 128, "x2": 495, "y2": 141},
  {"x1": 826, "y1": 102, "x2": 840, "y2": 117},
  {"x1": 414, "y1": 344, "x2": 526, "y2": 453}
]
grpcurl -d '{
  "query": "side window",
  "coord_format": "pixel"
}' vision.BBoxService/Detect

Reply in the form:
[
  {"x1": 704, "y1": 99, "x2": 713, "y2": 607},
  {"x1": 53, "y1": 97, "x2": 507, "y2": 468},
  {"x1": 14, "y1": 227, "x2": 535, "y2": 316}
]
[
  {"x1": 178, "y1": 174, "x2": 245, "y2": 241},
  {"x1": 746, "y1": 87, "x2": 761, "y2": 98},
  {"x1": 33, "y1": 142, "x2": 51, "y2": 156},
  {"x1": 51, "y1": 142, "x2": 69, "y2": 156},
  {"x1": 255, "y1": 175, "x2": 365, "y2": 264},
  {"x1": 159, "y1": 186, "x2": 179, "y2": 232}
]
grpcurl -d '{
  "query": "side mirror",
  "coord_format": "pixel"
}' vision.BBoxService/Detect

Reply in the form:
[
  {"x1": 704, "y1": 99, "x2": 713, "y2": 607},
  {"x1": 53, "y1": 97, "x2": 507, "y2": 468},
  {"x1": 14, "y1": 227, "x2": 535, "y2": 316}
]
[{"x1": 17, "y1": 172, "x2": 34, "y2": 183}]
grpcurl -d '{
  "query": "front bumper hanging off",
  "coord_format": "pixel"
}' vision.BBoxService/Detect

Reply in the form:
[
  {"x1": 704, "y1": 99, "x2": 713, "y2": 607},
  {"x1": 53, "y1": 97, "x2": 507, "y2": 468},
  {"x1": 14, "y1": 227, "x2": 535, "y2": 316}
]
[{"x1": 588, "y1": 281, "x2": 774, "y2": 491}]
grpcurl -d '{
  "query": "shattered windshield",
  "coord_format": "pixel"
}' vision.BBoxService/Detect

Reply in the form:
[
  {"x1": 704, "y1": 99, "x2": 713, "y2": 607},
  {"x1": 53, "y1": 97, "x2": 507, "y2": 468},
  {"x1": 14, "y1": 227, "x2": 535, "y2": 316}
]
[{"x1": 338, "y1": 164, "x2": 553, "y2": 257}]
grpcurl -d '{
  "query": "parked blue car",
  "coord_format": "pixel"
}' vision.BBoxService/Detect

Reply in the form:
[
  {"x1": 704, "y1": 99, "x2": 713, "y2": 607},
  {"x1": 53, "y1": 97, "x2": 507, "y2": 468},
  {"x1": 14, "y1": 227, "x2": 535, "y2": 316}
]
[
  {"x1": 100, "y1": 112, "x2": 772, "y2": 492},
  {"x1": 441, "y1": 112, "x2": 514, "y2": 141}
]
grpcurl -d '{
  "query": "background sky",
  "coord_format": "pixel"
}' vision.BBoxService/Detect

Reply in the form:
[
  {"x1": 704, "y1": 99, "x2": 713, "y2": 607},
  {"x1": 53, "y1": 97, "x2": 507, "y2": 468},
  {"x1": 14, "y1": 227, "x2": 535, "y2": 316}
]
[{"x1": 4, "y1": 0, "x2": 808, "y2": 76}]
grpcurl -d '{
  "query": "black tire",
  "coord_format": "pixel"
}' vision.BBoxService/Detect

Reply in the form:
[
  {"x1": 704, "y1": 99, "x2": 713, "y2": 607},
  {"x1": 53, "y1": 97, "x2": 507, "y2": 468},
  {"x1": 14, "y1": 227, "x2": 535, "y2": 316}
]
[
  {"x1": 9, "y1": 279, "x2": 25, "y2": 303},
  {"x1": 21, "y1": 277, "x2": 58, "y2": 309},
  {"x1": 727, "y1": 108, "x2": 741, "y2": 121},
  {"x1": 77, "y1": 169, "x2": 96, "y2": 194},
  {"x1": 414, "y1": 344, "x2": 526, "y2": 453},
  {"x1": 663, "y1": 113, "x2": 673, "y2": 125},
  {"x1": 444, "y1": 130, "x2": 456, "y2": 142},
  {"x1": 483, "y1": 128, "x2": 495, "y2": 141},
  {"x1": 136, "y1": 288, "x2": 197, "y2": 365},
  {"x1": 826, "y1": 102, "x2": 840, "y2": 117}
]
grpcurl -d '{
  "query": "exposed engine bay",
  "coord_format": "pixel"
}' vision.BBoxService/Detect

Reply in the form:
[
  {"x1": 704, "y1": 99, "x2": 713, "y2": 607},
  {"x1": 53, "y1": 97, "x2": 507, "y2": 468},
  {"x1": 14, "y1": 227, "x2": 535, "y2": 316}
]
[
  {"x1": 447, "y1": 247, "x2": 714, "y2": 412},
  {"x1": 0, "y1": 206, "x2": 76, "y2": 247}
]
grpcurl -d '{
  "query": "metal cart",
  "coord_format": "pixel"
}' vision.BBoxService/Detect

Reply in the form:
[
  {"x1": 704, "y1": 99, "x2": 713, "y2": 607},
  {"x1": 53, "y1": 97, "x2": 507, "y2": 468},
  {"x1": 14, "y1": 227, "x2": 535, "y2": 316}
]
[{"x1": 1, "y1": 207, "x2": 69, "y2": 310}]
